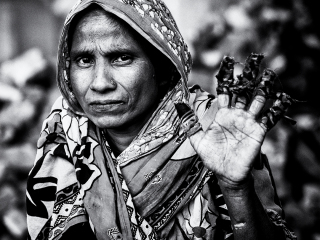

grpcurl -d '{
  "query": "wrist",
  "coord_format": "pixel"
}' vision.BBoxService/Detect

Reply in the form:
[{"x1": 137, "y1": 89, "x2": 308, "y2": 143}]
[{"x1": 218, "y1": 174, "x2": 254, "y2": 197}]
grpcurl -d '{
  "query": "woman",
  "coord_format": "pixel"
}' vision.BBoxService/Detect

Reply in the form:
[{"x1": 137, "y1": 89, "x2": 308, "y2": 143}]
[{"x1": 26, "y1": 0, "x2": 296, "y2": 239}]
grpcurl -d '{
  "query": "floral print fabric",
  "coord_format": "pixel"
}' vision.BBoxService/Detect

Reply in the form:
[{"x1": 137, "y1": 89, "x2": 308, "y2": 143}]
[{"x1": 26, "y1": 0, "x2": 296, "y2": 239}]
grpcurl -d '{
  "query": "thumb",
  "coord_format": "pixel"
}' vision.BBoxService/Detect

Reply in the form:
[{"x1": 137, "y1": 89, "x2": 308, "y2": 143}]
[
  {"x1": 188, "y1": 127, "x2": 205, "y2": 151},
  {"x1": 174, "y1": 102, "x2": 205, "y2": 149}
]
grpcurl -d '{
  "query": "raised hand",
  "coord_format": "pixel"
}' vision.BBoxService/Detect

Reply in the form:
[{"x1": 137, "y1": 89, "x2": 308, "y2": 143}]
[
  {"x1": 190, "y1": 93, "x2": 268, "y2": 187},
  {"x1": 176, "y1": 54, "x2": 295, "y2": 188}
]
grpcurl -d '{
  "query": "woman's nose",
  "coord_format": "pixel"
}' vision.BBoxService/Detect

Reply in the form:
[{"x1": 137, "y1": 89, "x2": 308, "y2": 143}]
[{"x1": 90, "y1": 61, "x2": 116, "y2": 92}]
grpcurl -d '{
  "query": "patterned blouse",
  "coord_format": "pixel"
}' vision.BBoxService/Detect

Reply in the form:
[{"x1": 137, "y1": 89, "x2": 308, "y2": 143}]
[{"x1": 26, "y1": 0, "x2": 296, "y2": 239}]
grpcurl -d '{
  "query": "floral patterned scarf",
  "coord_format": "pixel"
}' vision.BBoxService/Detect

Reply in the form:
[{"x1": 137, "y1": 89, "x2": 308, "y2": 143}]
[{"x1": 26, "y1": 0, "x2": 296, "y2": 240}]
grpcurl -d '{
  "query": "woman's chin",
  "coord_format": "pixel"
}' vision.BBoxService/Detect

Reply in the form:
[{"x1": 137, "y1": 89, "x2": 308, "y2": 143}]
[{"x1": 91, "y1": 116, "x2": 126, "y2": 129}]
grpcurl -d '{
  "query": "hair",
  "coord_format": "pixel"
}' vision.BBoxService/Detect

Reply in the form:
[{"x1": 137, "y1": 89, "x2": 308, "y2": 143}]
[{"x1": 67, "y1": 4, "x2": 180, "y2": 99}]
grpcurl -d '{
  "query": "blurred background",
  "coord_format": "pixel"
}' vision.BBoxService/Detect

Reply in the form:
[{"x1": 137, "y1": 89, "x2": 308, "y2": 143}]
[{"x1": 0, "y1": 0, "x2": 320, "y2": 239}]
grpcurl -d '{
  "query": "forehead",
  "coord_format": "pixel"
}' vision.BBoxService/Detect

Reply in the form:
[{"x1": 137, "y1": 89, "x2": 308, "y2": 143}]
[
  {"x1": 68, "y1": 7, "x2": 159, "y2": 65},
  {"x1": 69, "y1": 7, "x2": 138, "y2": 49}
]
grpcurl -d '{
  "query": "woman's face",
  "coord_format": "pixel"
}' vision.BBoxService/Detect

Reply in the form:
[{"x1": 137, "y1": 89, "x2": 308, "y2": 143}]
[{"x1": 69, "y1": 9, "x2": 159, "y2": 131}]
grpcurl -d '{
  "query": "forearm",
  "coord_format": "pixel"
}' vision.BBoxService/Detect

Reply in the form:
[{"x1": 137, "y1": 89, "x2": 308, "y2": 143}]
[{"x1": 218, "y1": 177, "x2": 286, "y2": 240}]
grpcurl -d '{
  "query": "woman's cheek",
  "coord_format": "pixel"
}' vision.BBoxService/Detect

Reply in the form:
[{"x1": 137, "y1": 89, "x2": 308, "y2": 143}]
[{"x1": 71, "y1": 71, "x2": 90, "y2": 96}]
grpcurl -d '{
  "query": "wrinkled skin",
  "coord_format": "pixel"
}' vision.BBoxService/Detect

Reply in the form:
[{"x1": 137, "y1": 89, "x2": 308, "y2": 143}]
[
  {"x1": 189, "y1": 94, "x2": 267, "y2": 187},
  {"x1": 69, "y1": 9, "x2": 159, "y2": 136},
  {"x1": 190, "y1": 55, "x2": 293, "y2": 188}
]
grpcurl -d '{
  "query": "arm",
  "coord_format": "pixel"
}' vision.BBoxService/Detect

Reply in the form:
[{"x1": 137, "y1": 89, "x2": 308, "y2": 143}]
[
  {"x1": 219, "y1": 176, "x2": 285, "y2": 240},
  {"x1": 186, "y1": 92, "x2": 293, "y2": 240},
  {"x1": 176, "y1": 95, "x2": 293, "y2": 240},
  {"x1": 177, "y1": 55, "x2": 297, "y2": 240}
]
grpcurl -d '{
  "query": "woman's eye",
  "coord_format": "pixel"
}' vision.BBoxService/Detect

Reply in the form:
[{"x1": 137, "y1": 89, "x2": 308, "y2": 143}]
[
  {"x1": 113, "y1": 55, "x2": 133, "y2": 64},
  {"x1": 76, "y1": 57, "x2": 93, "y2": 67}
]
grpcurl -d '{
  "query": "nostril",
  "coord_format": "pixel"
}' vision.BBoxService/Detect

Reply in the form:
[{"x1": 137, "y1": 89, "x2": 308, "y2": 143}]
[
  {"x1": 90, "y1": 77, "x2": 117, "y2": 92},
  {"x1": 110, "y1": 79, "x2": 116, "y2": 86}
]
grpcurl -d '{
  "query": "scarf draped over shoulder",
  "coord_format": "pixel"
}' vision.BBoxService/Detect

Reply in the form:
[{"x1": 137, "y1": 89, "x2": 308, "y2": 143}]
[{"x1": 26, "y1": 0, "x2": 296, "y2": 240}]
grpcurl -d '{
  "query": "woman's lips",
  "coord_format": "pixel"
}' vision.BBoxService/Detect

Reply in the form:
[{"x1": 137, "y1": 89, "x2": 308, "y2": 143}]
[{"x1": 89, "y1": 100, "x2": 124, "y2": 112}]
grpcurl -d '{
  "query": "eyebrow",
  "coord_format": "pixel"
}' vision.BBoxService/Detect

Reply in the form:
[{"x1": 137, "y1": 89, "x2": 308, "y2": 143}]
[
  {"x1": 70, "y1": 44, "x2": 137, "y2": 58},
  {"x1": 70, "y1": 47, "x2": 94, "y2": 57}
]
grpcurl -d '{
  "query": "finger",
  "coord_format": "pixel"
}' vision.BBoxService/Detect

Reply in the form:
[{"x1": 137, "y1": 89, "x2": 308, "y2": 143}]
[
  {"x1": 234, "y1": 95, "x2": 248, "y2": 109},
  {"x1": 229, "y1": 54, "x2": 264, "y2": 107},
  {"x1": 240, "y1": 53, "x2": 264, "y2": 81},
  {"x1": 248, "y1": 95, "x2": 266, "y2": 116},
  {"x1": 260, "y1": 116, "x2": 269, "y2": 131},
  {"x1": 216, "y1": 56, "x2": 235, "y2": 92},
  {"x1": 260, "y1": 111, "x2": 277, "y2": 131},
  {"x1": 252, "y1": 69, "x2": 277, "y2": 98},
  {"x1": 216, "y1": 56, "x2": 235, "y2": 108},
  {"x1": 188, "y1": 125, "x2": 205, "y2": 152},
  {"x1": 260, "y1": 92, "x2": 295, "y2": 131},
  {"x1": 218, "y1": 94, "x2": 230, "y2": 109}
]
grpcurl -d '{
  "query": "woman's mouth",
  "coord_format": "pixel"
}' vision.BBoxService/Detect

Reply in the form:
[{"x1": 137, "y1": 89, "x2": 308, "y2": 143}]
[{"x1": 89, "y1": 100, "x2": 124, "y2": 112}]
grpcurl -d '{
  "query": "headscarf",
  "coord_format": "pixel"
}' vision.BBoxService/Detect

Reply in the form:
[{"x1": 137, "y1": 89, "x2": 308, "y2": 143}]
[
  {"x1": 26, "y1": 0, "x2": 297, "y2": 240},
  {"x1": 57, "y1": 0, "x2": 192, "y2": 115}
]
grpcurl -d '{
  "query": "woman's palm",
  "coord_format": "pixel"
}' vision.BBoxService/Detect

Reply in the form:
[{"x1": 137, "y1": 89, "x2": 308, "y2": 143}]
[{"x1": 190, "y1": 105, "x2": 266, "y2": 185}]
